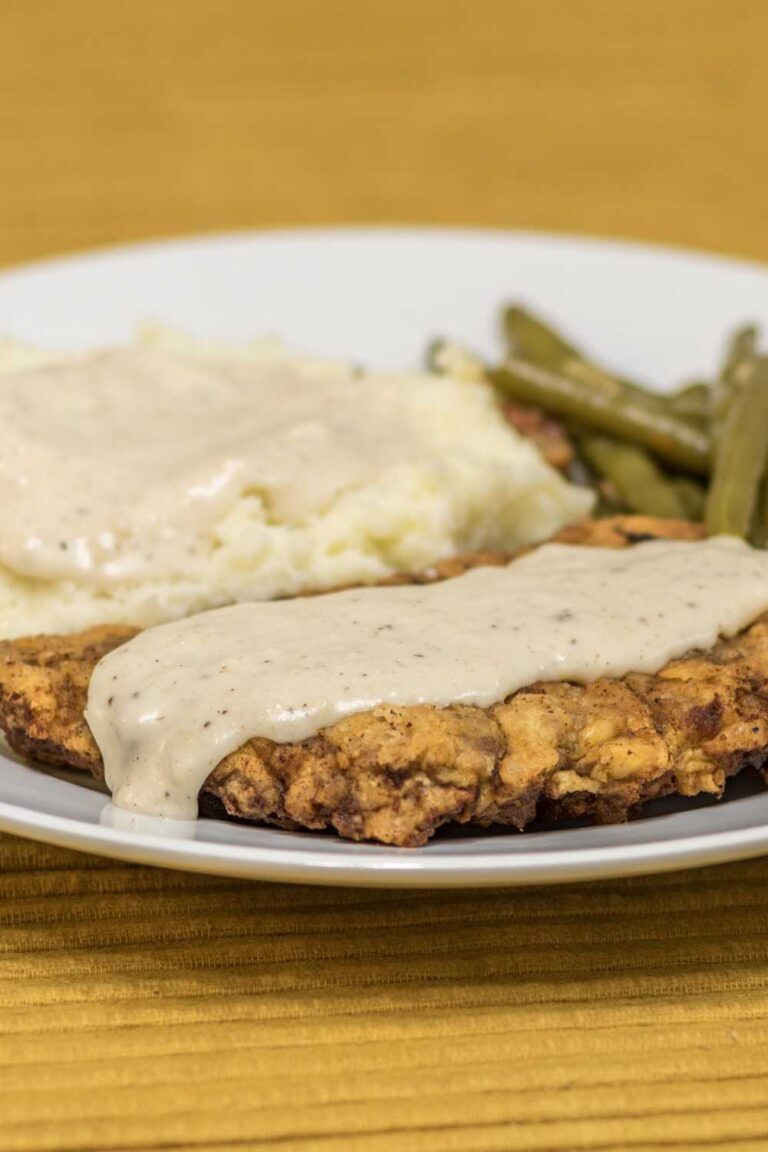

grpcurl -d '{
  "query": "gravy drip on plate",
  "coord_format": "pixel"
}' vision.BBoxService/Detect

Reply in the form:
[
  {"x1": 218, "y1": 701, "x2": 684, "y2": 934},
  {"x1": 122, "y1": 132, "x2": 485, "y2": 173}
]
[{"x1": 85, "y1": 537, "x2": 768, "y2": 819}]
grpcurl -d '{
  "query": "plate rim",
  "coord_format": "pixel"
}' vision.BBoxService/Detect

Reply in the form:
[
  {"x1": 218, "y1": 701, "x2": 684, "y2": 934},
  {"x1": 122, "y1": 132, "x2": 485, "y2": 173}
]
[
  {"x1": 3, "y1": 222, "x2": 768, "y2": 287},
  {"x1": 4, "y1": 790, "x2": 768, "y2": 887}
]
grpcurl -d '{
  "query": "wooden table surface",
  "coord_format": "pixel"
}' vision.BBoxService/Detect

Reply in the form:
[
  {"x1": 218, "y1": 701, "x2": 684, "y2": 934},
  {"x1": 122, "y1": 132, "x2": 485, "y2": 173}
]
[
  {"x1": 3, "y1": 0, "x2": 768, "y2": 266},
  {"x1": 2, "y1": 3, "x2": 768, "y2": 1150}
]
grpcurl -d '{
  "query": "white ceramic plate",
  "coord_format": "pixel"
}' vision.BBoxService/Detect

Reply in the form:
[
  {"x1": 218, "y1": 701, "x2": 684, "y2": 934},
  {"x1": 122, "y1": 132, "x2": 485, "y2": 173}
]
[{"x1": 2, "y1": 227, "x2": 768, "y2": 888}]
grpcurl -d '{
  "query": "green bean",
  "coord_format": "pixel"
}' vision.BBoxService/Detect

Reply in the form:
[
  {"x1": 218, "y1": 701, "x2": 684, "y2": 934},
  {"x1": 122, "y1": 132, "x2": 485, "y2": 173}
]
[
  {"x1": 426, "y1": 338, "x2": 486, "y2": 382},
  {"x1": 425, "y1": 337, "x2": 446, "y2": 373},
  {"x1": 502, "y1": 305, "x2": 670, "y2": 410},
  {"x1": 668, "y1": 381, "x2": 710, "y2": 424},
  {"x1": 705, "y1": 356, "x2": 768, "y2": 537},
  {"x1": 671, "y1": 477, "x2": 707, "y2": 521},
  {"x1": 577, "y1": 435, "x2": 690, "y2": 519},
  {"x1": 712, "y1": 325, "x2": 759, "y2": 443},
  {"x1": 502, "y1": 306, "x2": 581, "y2": 368},
  {"x1": 490, "y1": 356, "x2": 710, "y2": 475},
  {"x1": 761, "y1": 473, "x2": 768, "y2": 547},
  {"x1": 756, "y1": 471, "x2": 768, "y2": 548},
  {"x1": 721, "y1": 324, "x2": 758, "y2": 385},
  {"x1": 593, "y1": 489, "x2": 623, "y2": 517}
]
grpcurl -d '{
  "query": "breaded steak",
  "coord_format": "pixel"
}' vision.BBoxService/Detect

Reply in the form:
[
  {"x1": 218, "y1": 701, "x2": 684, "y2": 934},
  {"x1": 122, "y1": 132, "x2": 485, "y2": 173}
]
[{"x1": 2, "y1": 516, "x2": 767, "y2": 848}]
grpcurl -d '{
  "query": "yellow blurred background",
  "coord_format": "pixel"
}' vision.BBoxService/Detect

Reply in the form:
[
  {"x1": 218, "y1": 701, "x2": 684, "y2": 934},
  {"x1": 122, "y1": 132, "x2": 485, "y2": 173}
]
[{"x1": 2, "y1": 0, "x2": 767, "y2": 266}]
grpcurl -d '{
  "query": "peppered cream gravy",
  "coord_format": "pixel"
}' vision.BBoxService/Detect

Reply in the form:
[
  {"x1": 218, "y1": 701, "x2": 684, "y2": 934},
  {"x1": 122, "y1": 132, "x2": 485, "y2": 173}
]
[
  {"x1": 0, "y1": 346, "x2": 415, "y2": 584},
  {"x1": 85, "y1": 536, "x2": 768, "y2": 820},
  {"x1": 2, "y1": 343, "x2": 587, "y2": 590}
]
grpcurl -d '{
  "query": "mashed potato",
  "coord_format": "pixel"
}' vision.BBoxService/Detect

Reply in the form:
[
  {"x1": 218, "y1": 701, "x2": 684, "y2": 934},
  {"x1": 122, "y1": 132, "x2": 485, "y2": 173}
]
[{"x1": 0, "y1": 327, "x2": 592, "y2": 637}]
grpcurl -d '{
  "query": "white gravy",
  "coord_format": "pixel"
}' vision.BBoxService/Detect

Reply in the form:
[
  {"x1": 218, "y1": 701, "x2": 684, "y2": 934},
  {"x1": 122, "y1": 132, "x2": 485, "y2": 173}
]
[
  {"x1": 0, "y1": 344, "x2": 539, "y2": 587},
  {"x1": 85, "y1": 536, "x2": 768, "y2": 820}
]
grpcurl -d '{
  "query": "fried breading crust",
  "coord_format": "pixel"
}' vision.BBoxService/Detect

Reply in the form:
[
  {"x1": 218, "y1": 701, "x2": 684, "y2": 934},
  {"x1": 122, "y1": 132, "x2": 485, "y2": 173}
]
[
  {"x1": 4, "y1": 516, "x2": 763, "y2": 848},
  {"x1": 500, "y1": 402, "x2": 575, "y2": 472}
]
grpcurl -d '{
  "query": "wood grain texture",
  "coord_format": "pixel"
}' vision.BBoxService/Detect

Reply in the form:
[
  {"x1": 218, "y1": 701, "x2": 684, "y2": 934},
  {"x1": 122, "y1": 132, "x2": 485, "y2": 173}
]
[{"x1": 2, "y1": 1, "x2": 768, "y2": 1149}]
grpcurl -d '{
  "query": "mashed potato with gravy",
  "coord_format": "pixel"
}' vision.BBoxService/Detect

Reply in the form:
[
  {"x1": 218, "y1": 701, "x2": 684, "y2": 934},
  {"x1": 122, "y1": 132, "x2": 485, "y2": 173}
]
[{"x1": 0, "y1": 327, "x2": 592, "y2": 637}]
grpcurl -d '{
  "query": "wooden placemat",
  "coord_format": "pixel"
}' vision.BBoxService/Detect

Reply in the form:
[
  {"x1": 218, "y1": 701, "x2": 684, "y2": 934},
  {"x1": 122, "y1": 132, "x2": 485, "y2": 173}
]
[{"x1": 2, "y1": 2, "x2": 768, "y2": 1148}]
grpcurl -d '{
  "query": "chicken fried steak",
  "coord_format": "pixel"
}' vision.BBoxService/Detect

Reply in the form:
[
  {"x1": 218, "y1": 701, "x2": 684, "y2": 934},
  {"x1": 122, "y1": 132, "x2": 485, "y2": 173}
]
[{"x1": 2, "y1": 517, "x2": 767, "y2": 848}]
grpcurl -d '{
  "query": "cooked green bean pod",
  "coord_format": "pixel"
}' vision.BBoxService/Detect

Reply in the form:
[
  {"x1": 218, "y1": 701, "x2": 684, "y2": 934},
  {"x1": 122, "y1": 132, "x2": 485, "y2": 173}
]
[
  {"x1": 490, "y1": 356, "x2": 710, "y2": 475},
  {"x1": 711, "y1": 325, "x2": 759, "y2": 443},
  {"x1": 577, "y1": 435, "x2": 690, "y2": 519},
  {"x1": 671, "y1": 477, "x2": 707, "y2": 521},
  {"x1": 668, "y1": 381, "x2": 710, "y2": 424},
  {"x1": 426, "y1": 338, "x2": 486, "y2": 382},
  {"x1": 502, "y1": 305, "x2": 672, "y2": 412},
  {"x1": 756, "y1": 472, "x2": 768, "y2": 548},
  {"x1": 593, "y1": 489, "x2": 623, "y2": 517},
  {"x1": 721, "y1": 324, "x2": 758, "y2": 385},
  {"x1": 502, "y1": 306, "x2": 581, "y2": 368},
  {"x1": 705, "y1": 356, "x2": 768, "y2": 537}
]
